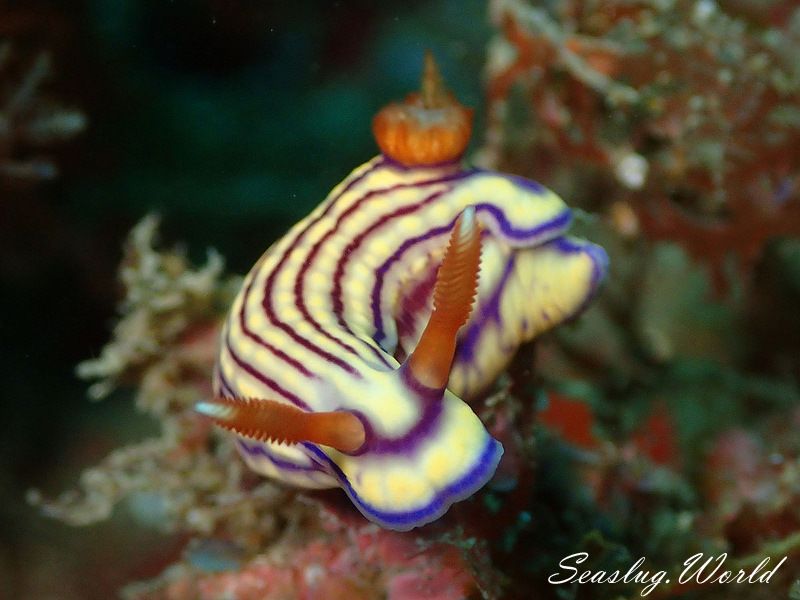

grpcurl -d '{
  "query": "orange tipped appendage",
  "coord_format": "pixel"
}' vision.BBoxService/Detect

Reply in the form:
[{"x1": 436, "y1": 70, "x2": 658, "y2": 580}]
[
  {"x1": 407, "y1": 206, "x2": 482, "y2": 389},
  {"x1": 372, "y1": 51, "x2": 473, "y2": 167},
  {"x1": 195, "y1": 397, "x2": 366, "y2": 453}
]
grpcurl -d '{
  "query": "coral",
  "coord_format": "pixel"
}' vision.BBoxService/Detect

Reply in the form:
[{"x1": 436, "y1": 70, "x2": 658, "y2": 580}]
[
  {"x1": 122, "y1": 506, "x2": 480, "y2": 600},
  {"x1": 74, "y1": 214, "x2": 231, "y2": 405},
  {"x1": 703, "y1": 410, "x2": 800, "y2": 549},
  {"x1": 0, "y1": 38, "x2": 85, "y2": 182},
  {"x1": 482, "y1": 0, "x2": 800, "y2": 289},
  {"x1": 28, "y1": 216, "x2": 288, "y2": 546}
]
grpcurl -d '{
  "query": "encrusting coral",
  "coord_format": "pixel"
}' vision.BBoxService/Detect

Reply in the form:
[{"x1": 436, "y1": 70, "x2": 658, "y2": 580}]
[
  {"x1": 121, "y1": 504, "x2": 483, "y2": 600},
  {"x1": 482, "y1": 0, "x2": 800, "y2": 290}
]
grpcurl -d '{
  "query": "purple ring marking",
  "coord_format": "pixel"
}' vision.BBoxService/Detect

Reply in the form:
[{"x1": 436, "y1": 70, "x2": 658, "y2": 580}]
[
  {"x1": 379, "y1": 155, "x2": 464, "y2": 172},
  {"x1": 354, "y1": 391, "x2": 444, "y2": 456},
  {"x1": 501, "y1": 172, "x2": 546, "y2": 194},
  {"x1": 472, "y1": 203, "x2": 571, "y2": 242}
]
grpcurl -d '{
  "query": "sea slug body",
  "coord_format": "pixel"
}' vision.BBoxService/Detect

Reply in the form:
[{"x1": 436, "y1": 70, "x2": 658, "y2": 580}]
[{"x1": 199, "y1": 54, "x2": 608, "y2": 530}]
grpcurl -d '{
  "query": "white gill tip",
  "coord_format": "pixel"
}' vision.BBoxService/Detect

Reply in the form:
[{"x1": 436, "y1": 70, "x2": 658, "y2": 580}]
[{"x1": 194, "y1": 401, "x2": 233, "y2": 421}]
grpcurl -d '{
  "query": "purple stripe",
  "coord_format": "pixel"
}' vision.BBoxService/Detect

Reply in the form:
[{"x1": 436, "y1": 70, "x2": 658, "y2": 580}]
[
  {"x1": 548, "y1": 237, "x2": 609, "y2": 315},
  {"x1": 371, "y1": 222, "x2": 454, "y2": 345},
  {"x1": 370, "y1": 205, "x2": 571, "y2": 345},
  {"x1": 224, "y1": 331, "x2": 310, "y2": 411},
  {"x1": 502, "y1": 172, "x2": 546, "y2": 194},
  {"x1": 292, "y1": 171, "x2": 470, "y2": 368},
  {"x1": 259, "y1": 160, "x2": 387, "y2": 374},
  {"x1": 473, "y1": 203, "x2": 571, "y2": 242},
  {"x1": 261, "y1": 304, "x2": 358, "y2": 374},
  {"x1": 457, "y1": 237, "x2": 608, "y2": 364},
  {"x1": 238, "y1": 260, "x2": 314, "y2": 378},
  {"x1": 330, "y1": 188, "x2": 455, "y2": 341},
  {"x1": 261, "y1": 162, "x2": 464, "y2": 374},
  {"x1": 237, "y1": 439, "x2": 324, "y2": 474},
  {"x1": 303, "y1": 434, "x2": 503, "y2": 530},
  {"x1": 216, "y1": 367, "x2": 236, "y2": 398},
  {"x1": 379, "y1": 155, "x2": 464, "y2": 172}
]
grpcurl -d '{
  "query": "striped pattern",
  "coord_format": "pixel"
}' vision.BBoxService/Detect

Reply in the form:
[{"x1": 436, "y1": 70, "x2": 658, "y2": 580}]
[{"x1": 214, "y1": 155, "x2": 608, "y2": 530}]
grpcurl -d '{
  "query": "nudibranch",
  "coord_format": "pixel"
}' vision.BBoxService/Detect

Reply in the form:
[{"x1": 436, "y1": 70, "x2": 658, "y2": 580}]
[{"x1": 197, "y1": 53, "x2": 608, "y2": 531}]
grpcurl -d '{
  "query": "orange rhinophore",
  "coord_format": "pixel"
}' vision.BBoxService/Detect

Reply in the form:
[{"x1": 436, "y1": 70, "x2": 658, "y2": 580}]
[
  {"x1": 372, "y1": 51, "x2": 474, "y2": 167},
  {"x1": 407, "y1": 206, "x2": 482, "y2": 389}
]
